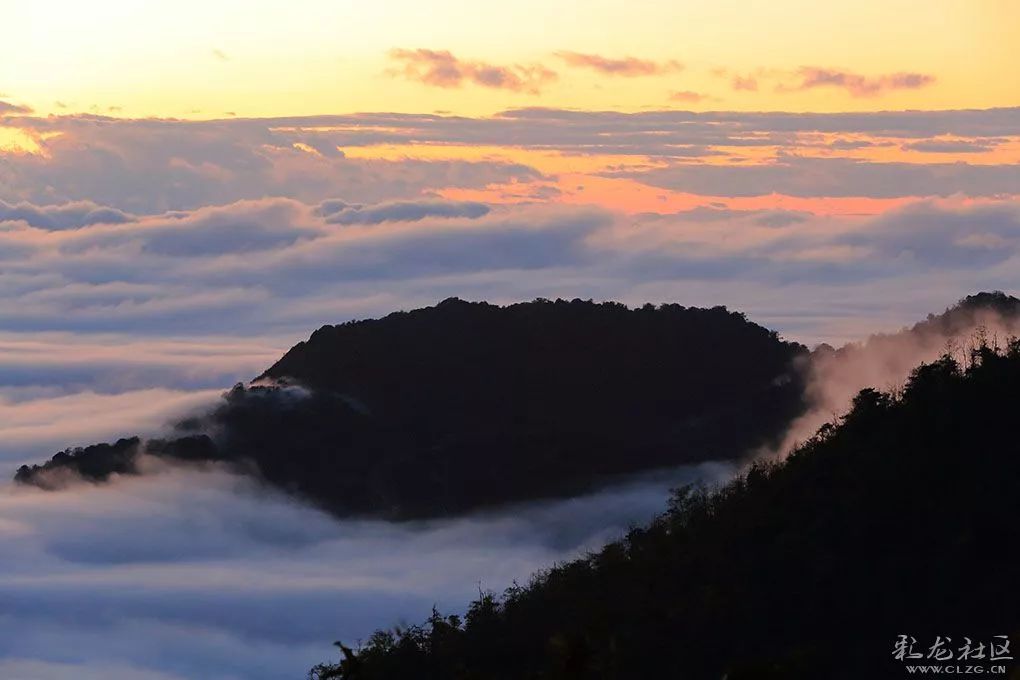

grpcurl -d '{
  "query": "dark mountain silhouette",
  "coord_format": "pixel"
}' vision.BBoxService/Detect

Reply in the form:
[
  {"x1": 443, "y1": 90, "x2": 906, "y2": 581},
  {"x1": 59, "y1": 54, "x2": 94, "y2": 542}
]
[
  {"x1": 919, "y1": 290, "x2": 1020, "y2": 334},
  {"x1": 309, "y1": 338, "x2": 1020, "y2": 680},
  {"x1": 13, "y1": 435, "x2": 219, "y2": 488},
  {"x1": 775, "y1": 291, "x2": 1020, "y2": 457},
  {"x1": 809, "y1": 291, "x2": 1020, "y2": 358},
  {"x1": 15, "y1": 298, "x2": 807, "y2": 518}
]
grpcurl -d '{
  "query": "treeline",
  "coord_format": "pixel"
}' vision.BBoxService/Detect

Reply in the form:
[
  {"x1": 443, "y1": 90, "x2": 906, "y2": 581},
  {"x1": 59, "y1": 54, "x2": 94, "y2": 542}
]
[
  {"x1": 310, "y1": 340, "x2": 1020, "y2": 678},
  {"x1": 16, "y1": 298, "x2": 806, "y2": 519},
  {"x1": 13, "y1": 435, "x2": 218, "y2": 487}
]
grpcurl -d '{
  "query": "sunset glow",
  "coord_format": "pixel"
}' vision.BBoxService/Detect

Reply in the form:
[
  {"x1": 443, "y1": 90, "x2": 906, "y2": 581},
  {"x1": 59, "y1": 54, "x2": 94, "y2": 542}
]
[{"x1": 2, "y1": 1, "x2": 1018, "y2": 118}]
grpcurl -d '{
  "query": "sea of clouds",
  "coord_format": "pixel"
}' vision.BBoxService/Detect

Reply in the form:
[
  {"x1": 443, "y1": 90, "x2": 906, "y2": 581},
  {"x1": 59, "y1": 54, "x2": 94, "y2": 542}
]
[
  {"x1": 0, "y1": 447, "x2": 732, "y2": 679},
  {"x1": 4, "y1": 293, "x2": 1015, "y2": 678},
  {"x1": 2, "y1": 106, "x2": 1019, "y2": 678}
]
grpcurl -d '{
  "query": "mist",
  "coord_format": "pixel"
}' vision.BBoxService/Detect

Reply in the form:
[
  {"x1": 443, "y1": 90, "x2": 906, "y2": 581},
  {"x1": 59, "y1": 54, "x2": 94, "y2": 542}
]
[
  {"x1": 4, "y1": 292, "x2": 1018, "y2": 678},
  {"x1": 0, "y1": 459, "x2": 733, "y2": 679},
  {"x1": 772, "y1": 301, "x2": 1020, "y2": 457}
]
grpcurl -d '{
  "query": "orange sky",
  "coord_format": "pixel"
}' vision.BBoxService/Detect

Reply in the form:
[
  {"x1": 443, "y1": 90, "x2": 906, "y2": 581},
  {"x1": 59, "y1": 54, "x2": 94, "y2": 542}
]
[
  {"x1": 1, "y1": 1, "x2": 1018, "y2": 220},
  {"x1": 1, "y1": 0, "x2": 1018, "y2": 119}
]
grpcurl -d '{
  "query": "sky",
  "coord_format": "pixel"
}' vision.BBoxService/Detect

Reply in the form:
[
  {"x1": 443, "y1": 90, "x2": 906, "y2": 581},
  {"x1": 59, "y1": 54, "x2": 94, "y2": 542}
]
[
  {"x1": 3, "y1": 1, "x2": 1019, "y2": 117},
  {"x1": 1, "y1": 1, "x2": 1019, "y2": 677}
]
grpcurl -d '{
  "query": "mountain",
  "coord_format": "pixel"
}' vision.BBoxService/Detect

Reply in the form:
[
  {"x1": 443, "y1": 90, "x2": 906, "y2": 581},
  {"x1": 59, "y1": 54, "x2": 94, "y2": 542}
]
[
  {"x1": 918, "y1": 290, "x2": 1020, "y2": 334},
  {"x1": 15, "y1": 298, "x2": 806, "y2": 519},
  {"x1": 310, "y1": 339, "x2": 1020, "y2": 679},
  {"x1": 777, "y1": 290, "x2": 1020, "y2": 457}
]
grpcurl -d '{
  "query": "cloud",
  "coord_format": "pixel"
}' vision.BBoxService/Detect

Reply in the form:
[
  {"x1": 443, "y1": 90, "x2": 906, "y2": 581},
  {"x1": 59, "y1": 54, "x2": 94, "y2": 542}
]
[
  {"x1": 617, "y1": 199, "x2": 1020, "y2": 272},
  {"x1": 657, "y1": 206, "x2": 812, "y2": 228},
  {"x1": 1, "y1": 192, "x2": 1018, "y2": 350},
  {"x1": 1, "y1": 109, "x2": 1017, "y2": 213},
  {"x1": 554, "y1": 52, "x2": 682, "y2": 76},
  {"x1": 610, "y1": 155, "x2": 1020, "y2": 198},
  {"x1": 0, "y1": 198, "x2": 612, "y2": 336},
  {"x1": 0, "y1": 659, "x2": 187, "y2": 680},
  {"x1": 1, "y1": 191, "x2": 1017, "y2": 680},
  {"x1": 61, "y1": 199, "x2": 326, "y2": 256},
  {"x1": 781, "y1": 67, "x2": 935, "y2": 97},
  {"x1": 0, "y1": 388, "x2": 221, "y2": 474},
  {"x1": 842, "y1": 200, "x2": 1020, "y2": 267},
  {"x1": 0, "y1": 199, "x2": 134, "y2": 229},
  {"x1": 731, "y1": 75, "x2": 758, "y2": 91},
  {"x1": 902, "y1": 138, "x2": 999, "y2": 153},
  {"x1": 828, "y1": 138, "x2": 886, "y2": 150},
  {"x1": 3, "y1": 83, "x2": 1017, "y2": 680},
  {"x1": 669, "y1": 90, "x2": 709, "y2": 103},
  {"x1": 710, "y1": 66, "x2": 934, "y2": 98},
  {"x1": 388, "y1": 49, "x2": 557, "y2": 94},
  {"x1": 0, "y1": 100, "x2": 33, "y2": 114},
  {"x1": 0, "y1": 332, "x2": 284, "y2": 394},
  {"x1": 0, "y1": 115, "x2": 544, "y2": 212},
  {"x1": 709, "y1": 68, "x2": 758, "y2": 92},
  {"x1": 317, "y1": 199, "x2": 491, "y2": 224},
  {"x1": 0, "y1": 457, "x2": 732, "y2": 679},
  {"x1": 767, "y1": 299, "x2": 1020, "y2": 459},
  {"x1": 1, "y1": 109, "x2": 1018, "y2": 348},
  {"x1": 488, "y1": 106, "x2": 1020, "y2": 139}
]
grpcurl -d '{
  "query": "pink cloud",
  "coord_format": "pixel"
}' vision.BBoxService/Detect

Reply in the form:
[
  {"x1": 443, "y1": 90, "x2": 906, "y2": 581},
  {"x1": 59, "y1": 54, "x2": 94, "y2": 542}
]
[
  {"x1": 0, "y1": 100, "x2": 33, "y2": 114},
  {"x1": 782, "y1": 67, "x2": 935, "y2": 97},
  {"x1": 555, "y1": 52, "x2": 682, "y2": 76},
  {"x1": 731, "y1": 75, "x2": 759, "y2": 91},
  {"x1": 388, "y1": 49, "x2": 557, "y2": 94},
  {"x1": 709, "y1": 68, "x2": 759, "y2": 92},
  {"x1": 669, "y1": 90, "x2": 709, "y2": 103}
]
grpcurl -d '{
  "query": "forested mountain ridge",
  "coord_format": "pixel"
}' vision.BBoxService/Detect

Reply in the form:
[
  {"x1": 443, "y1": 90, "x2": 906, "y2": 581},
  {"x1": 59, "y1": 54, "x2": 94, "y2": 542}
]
[
  {"x1": 15, "y1": 298, "x2": 806, "y2": 518},
  {"x1": 919, "y1": 290, "x2": 1020, "y2": 334},
  {"x1": 310, "y1": 339, "x2": 1020, "y2": 679},
  {"x1": 259, "y1": 297, "x2": 806, "y2": 453}
]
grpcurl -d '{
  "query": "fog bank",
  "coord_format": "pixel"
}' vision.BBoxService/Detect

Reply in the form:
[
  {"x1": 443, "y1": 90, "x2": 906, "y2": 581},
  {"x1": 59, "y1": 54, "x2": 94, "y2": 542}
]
[{"x1": 0, "y1": 460, "x2": 733, "y2": 679}]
